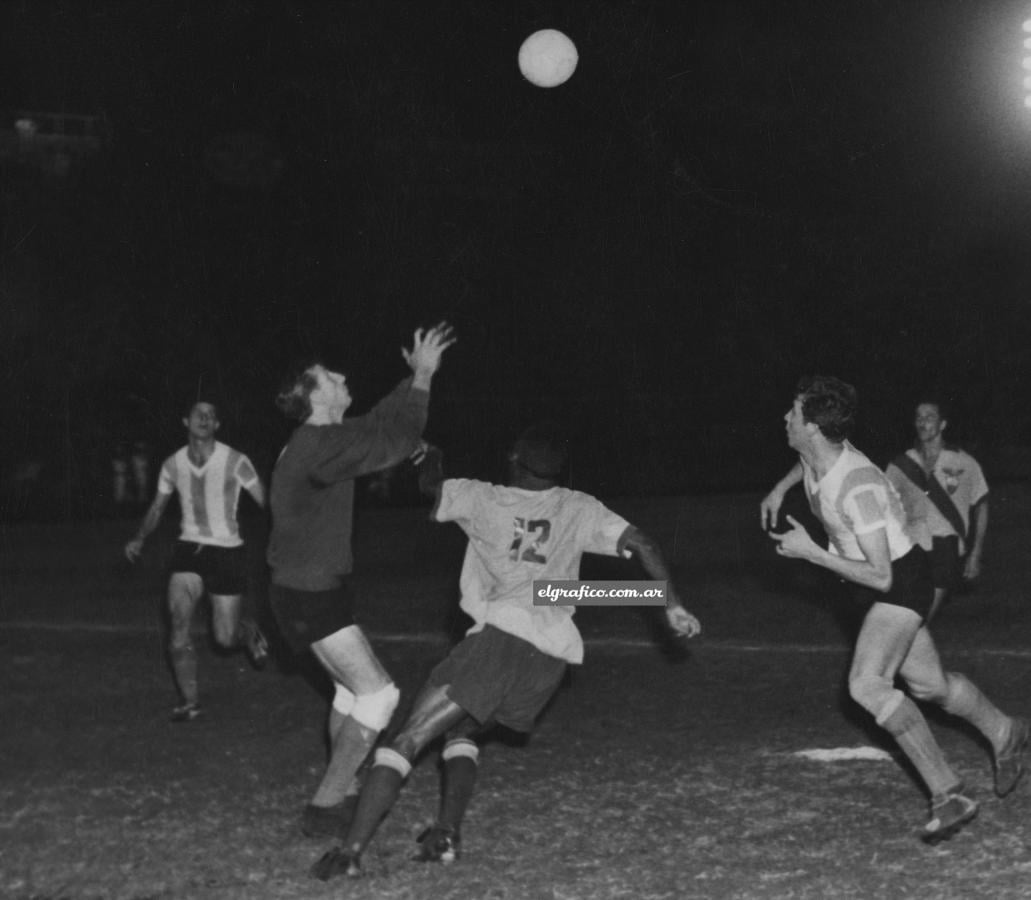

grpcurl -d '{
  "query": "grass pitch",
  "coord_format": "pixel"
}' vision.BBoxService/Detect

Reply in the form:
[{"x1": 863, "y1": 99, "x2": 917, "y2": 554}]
[{"x1": 4, "y1": 491, "x2": 1031, "y2": 899}]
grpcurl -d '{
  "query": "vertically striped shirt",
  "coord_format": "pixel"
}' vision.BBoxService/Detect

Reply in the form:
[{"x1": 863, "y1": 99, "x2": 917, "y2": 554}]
[
  {"x1": 802, "y1": 441, "x2": 912, "y2": 562},
  {"x1": 158, "y1": 442, "x2": 258, "y2": 547}
]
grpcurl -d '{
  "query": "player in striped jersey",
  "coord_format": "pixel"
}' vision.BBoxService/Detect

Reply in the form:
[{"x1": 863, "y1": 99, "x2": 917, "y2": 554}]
[
  {"x1": 762, "y1": 376, "x2": 1027, "y2": 843},
  {"x1": 125, "y1": 400, "x2": 268, "y2": 722}
]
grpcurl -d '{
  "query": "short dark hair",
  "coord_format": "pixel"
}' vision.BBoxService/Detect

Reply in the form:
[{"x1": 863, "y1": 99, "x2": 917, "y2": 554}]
[
  {"x1": 796, "y1": 375, "x2": 857, "y2": 443},
  {"x1": 510, "y1": 423, "x2": 569, "y2": 480},
  {"x1": 276, "y1": 359, "x2": 322, "y2": 422},
  {"x1": 915, "y1": 397, "x2": 950, "y2": 422},
  {"x1": 183, "y1": 398, "x2": 220, "y2": 420}
]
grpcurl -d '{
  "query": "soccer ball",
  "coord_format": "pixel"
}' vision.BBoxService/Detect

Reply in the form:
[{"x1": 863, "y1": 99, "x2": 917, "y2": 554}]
[{"x1": 518, "y1": 29, "x2": 578, "y2": 88}]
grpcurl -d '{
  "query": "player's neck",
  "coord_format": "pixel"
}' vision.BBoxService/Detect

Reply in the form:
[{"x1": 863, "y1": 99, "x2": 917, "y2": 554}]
[
  {"x1": 802, "y1": 439, "x2": 844, "y2": 479},
  {"x1": 187, "y1": 436, "x2": 216, "y2": 464},
  {"x1": 509, "y1": 473, "x2": 556, "y2": 491},
  {"x1": 918, "y1": 436, "x2": 943, "y2": 466},
  {"x1": 306, "y1": 406, "x2": 343, "y2": 426}
]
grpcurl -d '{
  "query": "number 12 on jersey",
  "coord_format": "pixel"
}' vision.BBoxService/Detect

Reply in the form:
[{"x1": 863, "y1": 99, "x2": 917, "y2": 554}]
[{"x1": 509, "y1": 517, "x2": 551, "y2": 564}]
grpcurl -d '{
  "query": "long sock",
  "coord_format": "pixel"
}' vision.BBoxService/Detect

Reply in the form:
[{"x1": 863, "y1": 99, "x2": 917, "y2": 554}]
[
  {"x1": 881, "y1": 697, "x2": 959, "y2": 797},
  {"x1": 311, "y1": 715, "x2": 377, "y2": 808},
  {"x1": 321, "y1": 709, "x2": 361, "y2": 799},
  {"x1": 940, "y1": 672, "x2": 1011, "y2": 752},
  {"x1": 170, "y1": 644, "x2": 198, "y2": 706},
  {"x1": 344, "y1": 754, "x2": 409, "y2": 855},
  {"x1": 439, "y1": 741, "x2": 479, "y2": 830}
]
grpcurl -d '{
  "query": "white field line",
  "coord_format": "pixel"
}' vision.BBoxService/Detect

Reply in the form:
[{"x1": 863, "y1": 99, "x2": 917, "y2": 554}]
[{"x1": 2, "y1": 619, "x2": 1031, "y2": 659}]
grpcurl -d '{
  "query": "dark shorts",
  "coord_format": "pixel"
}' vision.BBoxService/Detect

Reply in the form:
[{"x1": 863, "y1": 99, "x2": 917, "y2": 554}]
[
  {"x1": 427, "y1": 625, "x2": 567, "y2": 733},
  {"x1": 169, "y1": 541, "x2": 247, "y2": 596},
  {"x1": 929, "y1": 535, "x2": 963, "y2": 591},
  {"x1": 851, "y1": 546, "x2": 934, "y2": 620},
  {"x1": 267, "y1": 582, "x2": 356, "y2": 654}
]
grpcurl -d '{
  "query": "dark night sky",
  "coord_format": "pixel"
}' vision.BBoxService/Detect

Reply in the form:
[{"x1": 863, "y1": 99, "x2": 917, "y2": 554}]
[{"x1": 2, "y1": 0, "x2": 1031, "y2": 510}]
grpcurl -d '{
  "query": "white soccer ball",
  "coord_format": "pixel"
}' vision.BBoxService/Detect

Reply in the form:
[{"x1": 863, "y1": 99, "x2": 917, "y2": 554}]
[{"x1": 518, "y1": 29, "x2": 578, "y2": 88}]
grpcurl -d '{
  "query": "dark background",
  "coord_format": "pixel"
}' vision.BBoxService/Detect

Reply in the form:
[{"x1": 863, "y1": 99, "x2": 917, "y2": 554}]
[{"x1": 2, "y1": 0, "x2": 1031, "y2": 518}]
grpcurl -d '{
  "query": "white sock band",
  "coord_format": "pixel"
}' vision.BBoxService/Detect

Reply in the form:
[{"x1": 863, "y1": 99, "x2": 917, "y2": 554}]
[
  {"x1": 442, "y1": 738, "x2": 480, "y2": 764},
  {"x1": 374, "y1": 747, "x2": 412, "y2": 778}
]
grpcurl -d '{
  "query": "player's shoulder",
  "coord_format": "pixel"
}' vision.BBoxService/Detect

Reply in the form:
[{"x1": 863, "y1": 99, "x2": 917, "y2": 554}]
[
  {"x1": 219, "y1": 441, "x2": 253, "y2": 462},
  {"x1": 942, "y1": 446, "x2": 979, "y2": 465},
  {"x1": 166, "y1": 446, "x2": 187, "y2": 466}
]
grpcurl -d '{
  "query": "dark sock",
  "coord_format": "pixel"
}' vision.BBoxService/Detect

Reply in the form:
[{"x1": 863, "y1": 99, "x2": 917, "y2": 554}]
[
  {"x1": 439, "y1": 756, "x2": 478, "y2": 830},
  {"x1": 343, "y1": 763, "x2": 404, "y2": 855}
]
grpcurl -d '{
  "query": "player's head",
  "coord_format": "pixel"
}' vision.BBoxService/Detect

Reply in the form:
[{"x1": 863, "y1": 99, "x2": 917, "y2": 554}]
[
  {"x1": 507, "y1": 423, "x2": 569, "y2": 487},
  {"x1": 276, "y1": 359, "x2": 351, "y2": 423},
  {"x1": 914, "y1": 397, "x2": 949, "y2": 442},
  {"x1": 791, "y1": 375, "x2": 857, "y2": 445},
  {"x1": 182, "y1": 400, "x2": 220, "y2": 439}
]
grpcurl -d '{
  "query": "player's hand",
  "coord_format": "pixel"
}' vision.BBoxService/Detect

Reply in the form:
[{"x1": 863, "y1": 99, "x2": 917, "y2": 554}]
[
  {"x1": 768, "y1": 515, "x2": 819, "y2": 561},
  {"x1": 402, "y1": 322, "x2": 457, "y2": 376},
  {"x1": 666, "y1": 603, "x2": 700, "y2": 639},
  {"x1": 963, "y1": 553, "x2": 982, "y2": 581},
  {"x1": 124, "y1": 538, "x2": 144, "y2": 562},
  {"x1": 760, "y1": 487, "x2": 785, "y2": 531}
]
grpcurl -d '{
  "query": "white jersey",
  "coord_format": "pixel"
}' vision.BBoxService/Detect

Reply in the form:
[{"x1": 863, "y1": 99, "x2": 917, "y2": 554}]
[
  {"x1": 158, "y1": 442, "x2": 258, "y2": 548},
  {"x1": 802, "y1": 441, "x2": 912, "y2": 562},
  {"x1": 435, "y1": 479, "x2": 632, "y2": 664},
  {"x1": 885, "y1": 447, "x2": 988, "y2": 553}
]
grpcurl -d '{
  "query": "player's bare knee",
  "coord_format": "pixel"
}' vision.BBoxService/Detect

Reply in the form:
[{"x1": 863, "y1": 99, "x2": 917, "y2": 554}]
[
  {"x1": 351, "y1": 682, "x2": 400, "y2": 733},
  {"x1": 390, "y1": 721, "x2": 443, "y2": 762},
  {"x1": 904, "y1": 671, "x2": 949, "y2": 705},
  {"x1": 848, "y1": 671, "x2": 896, "y2": 715}
]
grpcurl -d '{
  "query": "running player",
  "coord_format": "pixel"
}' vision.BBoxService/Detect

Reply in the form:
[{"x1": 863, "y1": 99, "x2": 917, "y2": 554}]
[
  {"x1": 268, "y1": 323, "x2": 456, "y2": 841},
  {"x1": 125, "y1": 400, "x2": 268, "y2": 722},
  {"x1": 310, "y1": 425, "x2": 701, "y2": 881},
  {"x1": 761, "y1": 376, "x2": 1026, "y2": 843}
]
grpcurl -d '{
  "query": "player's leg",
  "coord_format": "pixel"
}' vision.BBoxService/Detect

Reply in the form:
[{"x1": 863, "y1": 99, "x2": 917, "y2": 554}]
[
  {"x1": 168, "y1": 571, "x2": 204, "y2": 720},
  {"x1": 308, "y1": 626, "x2": 399, "y2": 813},
  {"x1": 925, "y1": 537, "x2": 962, "y2": 626},
  {"x1": 208, "y1": 546, "x2": 268, "y2": 669},
  {"x1": 209, "y1": 593, "x2": 242, "y2": 649},
  {"x1": 312, "y1": 681, "x2": 469, "y2": 881},
  {"x1": 848, "y1": 602, "x2": 969, "y2": 830},
  {"x1": 414, "y1": 628, "x2": 565, "y2": 865},
  {"x1": 210, "y1": 592, "x2": 269, "y2": 668},
  {"x1": 902, "y1": 627, "x2": 1028, "y2": 798},
  {"x1": 414, "y1": 719, "x2": 484, "y2": 864}
]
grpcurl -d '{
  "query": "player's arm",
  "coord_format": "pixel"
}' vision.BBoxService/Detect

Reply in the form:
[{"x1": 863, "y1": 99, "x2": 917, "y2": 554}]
[
  {"x1": 244, "y1": 478, "x2": 267, "y2": 510},
  {"x1": 244, "y1": 474, "x2": 267, "y2": 510},
  {"x1": 964, "y1": 498, "x2": 988, "y2": 580},
  {"x1": 760, "y1": 462, "x2": 803, "y2": 531},
  {"x1": 770, "y1": 515, "x2": 893, "y2": 591},
  {"x1": 125, "y1": 491, "x2": 173, "y2": 561},
  {"x1": 621, "y1": 526, "x2": 701, "y2": 638},
  {"x1": 311, "y1": 325, "x2": 455, "y2": 484}
]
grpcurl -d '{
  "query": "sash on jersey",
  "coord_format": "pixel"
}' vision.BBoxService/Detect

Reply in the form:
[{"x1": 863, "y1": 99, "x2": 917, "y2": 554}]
[{"x1": 890, "y1": 453, "x2": 967, "y2": 543}]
